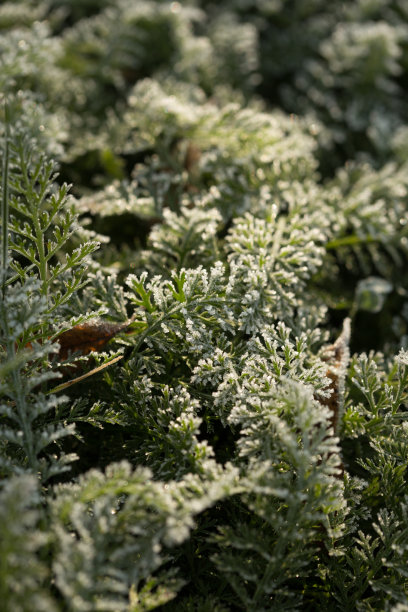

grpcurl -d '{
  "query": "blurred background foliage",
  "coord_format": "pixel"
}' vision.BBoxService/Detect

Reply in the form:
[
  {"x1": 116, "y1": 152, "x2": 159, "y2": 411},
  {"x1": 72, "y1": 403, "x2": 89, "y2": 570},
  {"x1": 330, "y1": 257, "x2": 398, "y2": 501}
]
[
  {"x1": 9, "y1": 0, "x2": 406, "y2": 345},
  {"x1": 0, "y1": 0, "x2": 407, "y2": 350},
  {"x1": 3, "y1": 0, "x2": 408, "y2": 164}
]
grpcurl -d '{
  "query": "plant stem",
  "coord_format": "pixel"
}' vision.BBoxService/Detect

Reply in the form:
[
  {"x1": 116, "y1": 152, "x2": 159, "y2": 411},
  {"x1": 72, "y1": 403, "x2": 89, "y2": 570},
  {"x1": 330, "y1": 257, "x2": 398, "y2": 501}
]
[
  {"x1": 33, "y1": 212, "x2": 48, "y2": 295},
  {"x1": 1, "y1": 100, "x2": 10, "y2": 295},
  {"x1": 326, "y1": 234, "x2": 376, "y2": 250}
]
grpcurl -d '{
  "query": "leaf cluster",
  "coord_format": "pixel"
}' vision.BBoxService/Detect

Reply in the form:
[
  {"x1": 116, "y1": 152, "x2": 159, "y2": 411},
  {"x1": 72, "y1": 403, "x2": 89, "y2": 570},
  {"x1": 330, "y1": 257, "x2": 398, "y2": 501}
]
[{"x1": 1, "y1": 2, "x2": 408, "y2": 611}]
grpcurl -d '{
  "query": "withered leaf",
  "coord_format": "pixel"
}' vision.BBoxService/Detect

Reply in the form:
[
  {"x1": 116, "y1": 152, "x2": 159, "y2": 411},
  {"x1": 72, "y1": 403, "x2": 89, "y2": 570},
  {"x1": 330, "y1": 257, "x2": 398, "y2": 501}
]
[
  {"x1": 320, "y1": 317, "x2": 351, "y2": 434},
  {"x1": 56, "y1": 317, "x2": 135, "y2": 361},
  {"x1": 314, "y1": 318, "x2": 351, "y2": 480},
  {"x1": 184, "y1": 141, "x2": 201, "y2": 173}
]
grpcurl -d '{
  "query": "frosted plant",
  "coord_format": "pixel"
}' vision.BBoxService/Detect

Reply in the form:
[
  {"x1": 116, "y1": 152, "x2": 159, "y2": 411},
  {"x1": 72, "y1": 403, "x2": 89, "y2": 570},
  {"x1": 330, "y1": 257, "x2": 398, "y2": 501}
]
[
  {"x1": 51, "y1": 460, "x2": 239, "y2": 611},
  {"x1": 0, "y1": 2, "x2": 408, "y2": 610},
  {"x1": 0, "y1": 104, "x2": 100, "y2": 479},
  {"x1": 226, "y1": 206, "x2": 325, "y2": 331},
  {"x1": 0, "y1": 475, "x2": 56, "y2": 612}
]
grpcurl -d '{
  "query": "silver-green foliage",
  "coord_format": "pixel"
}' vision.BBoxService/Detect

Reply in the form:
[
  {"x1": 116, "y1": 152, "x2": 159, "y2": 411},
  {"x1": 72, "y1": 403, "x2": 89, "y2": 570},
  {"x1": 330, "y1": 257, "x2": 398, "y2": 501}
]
[
  {"x1": 0, "y1": 110, "x2": 99, "y2": 479},
  {"x1": 0, "y1": 475, "x2": 56, "y2": 612},
  {"x1": 51, "y1": 461, "x2": 239, "y2": 611},
  {"x1": 1, "y1": 2, "x2": 408, "y2": 610}
]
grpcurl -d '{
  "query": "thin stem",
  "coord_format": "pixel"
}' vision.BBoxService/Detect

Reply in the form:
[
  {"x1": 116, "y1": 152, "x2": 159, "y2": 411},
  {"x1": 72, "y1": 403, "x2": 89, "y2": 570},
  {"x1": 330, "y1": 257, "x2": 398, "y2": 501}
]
[
  {"x1": 1, "y1": 100, "x2": 10, "y2": 295},
  {"x1": 33, "y1": 212, "x2": 48, "y2": 293},
  {"x1": 391, "y1": 365, "x2": 408, "y2": 414},
  {"x1": 0, "y1": 293, "x2": 38, "y2": 472},
  {"x1": 17, "y1": 144, "x2": 49, "y2": 296},
  {"x1": 326, "y1": 234, "x2": 376, "y2": 250}
]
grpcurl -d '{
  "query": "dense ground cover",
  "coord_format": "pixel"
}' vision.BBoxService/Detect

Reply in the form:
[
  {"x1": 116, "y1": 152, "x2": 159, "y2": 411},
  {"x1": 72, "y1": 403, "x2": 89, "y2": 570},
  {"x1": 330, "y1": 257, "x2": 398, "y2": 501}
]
[{"x1": 1, "y1": 1, "x2": 408, "y2": 609}]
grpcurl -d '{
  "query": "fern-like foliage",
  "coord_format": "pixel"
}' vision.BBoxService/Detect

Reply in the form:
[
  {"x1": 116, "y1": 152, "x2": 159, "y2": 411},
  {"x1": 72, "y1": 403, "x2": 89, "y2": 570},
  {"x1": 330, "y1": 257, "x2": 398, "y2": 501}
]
[
  {"x1": 1, "y1": 2, "x2": 408, "y2": 610},
  {"x1": 51, "y1": 460, "x2": 238, "y2": 611},
  {"x1": 0, "y1": 279, "x2": 74, "y2": 479},
  {"x1": 0, "y1": 105, "x2": 98, "y2": 479},
  {"x1": 226, "y1": 206, "x2": 325, "y2": 332},
  {"x1": 213, "y1": 380, "x2": 344, "y2": 610},
  {"x1": 0, "y1": 474, "x2": 56, "y2": 611},
  {"x1": 6, "y1": 130, "x2": 99, "y2": 314}
]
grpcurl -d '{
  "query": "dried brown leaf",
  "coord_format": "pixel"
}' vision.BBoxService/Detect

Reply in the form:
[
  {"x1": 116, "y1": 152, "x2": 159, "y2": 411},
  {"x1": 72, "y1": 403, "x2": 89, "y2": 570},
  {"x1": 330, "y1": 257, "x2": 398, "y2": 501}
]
[{"x1": 56, "y1": 316, "x2": 135, "y2": 360}]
